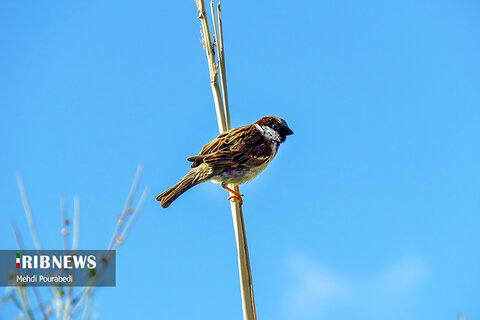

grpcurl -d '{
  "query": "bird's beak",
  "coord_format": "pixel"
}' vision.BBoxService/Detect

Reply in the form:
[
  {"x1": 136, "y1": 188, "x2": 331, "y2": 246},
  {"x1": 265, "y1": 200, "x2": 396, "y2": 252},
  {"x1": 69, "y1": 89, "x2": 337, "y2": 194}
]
[{"x1": 283, "y1": 127, "x2": 294, "y2": 135}]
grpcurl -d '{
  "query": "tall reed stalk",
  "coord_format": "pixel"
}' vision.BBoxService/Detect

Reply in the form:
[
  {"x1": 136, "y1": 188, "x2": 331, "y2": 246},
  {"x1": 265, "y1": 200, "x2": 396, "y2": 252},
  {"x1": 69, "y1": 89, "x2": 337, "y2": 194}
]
[{"x1": 195, "y1": 1, "x2": 257, "y2": 319}]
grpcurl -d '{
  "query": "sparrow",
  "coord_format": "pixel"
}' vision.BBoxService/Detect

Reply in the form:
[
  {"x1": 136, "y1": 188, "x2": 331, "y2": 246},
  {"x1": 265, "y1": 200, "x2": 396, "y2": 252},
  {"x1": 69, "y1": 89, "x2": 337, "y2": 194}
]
[{"x1": 156, "y1": 115, "x2": 293, "y2": 208}]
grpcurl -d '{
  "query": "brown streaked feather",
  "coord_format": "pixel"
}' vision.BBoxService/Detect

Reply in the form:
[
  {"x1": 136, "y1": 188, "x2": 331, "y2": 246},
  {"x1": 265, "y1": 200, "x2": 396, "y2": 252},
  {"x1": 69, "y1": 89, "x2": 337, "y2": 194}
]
[
  {"x1": 155, "y1": 164, "x2": 214, "y2": 208},
  {"x1": 186, "y1": 125, "x2": 272, "y2": 169}
]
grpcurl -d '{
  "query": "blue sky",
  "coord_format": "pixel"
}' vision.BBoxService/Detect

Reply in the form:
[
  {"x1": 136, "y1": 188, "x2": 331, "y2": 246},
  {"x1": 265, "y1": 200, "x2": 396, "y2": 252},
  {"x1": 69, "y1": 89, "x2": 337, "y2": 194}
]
[{"x1": 1, "y1": 0, "x2": 479, "y2": 319}]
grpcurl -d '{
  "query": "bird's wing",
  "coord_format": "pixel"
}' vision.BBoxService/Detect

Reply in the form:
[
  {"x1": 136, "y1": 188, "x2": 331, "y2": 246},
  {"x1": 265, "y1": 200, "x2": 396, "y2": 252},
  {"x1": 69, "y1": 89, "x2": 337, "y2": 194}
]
[{"x1": 187, "y1": 125, "x2": 272, "y2": 168}]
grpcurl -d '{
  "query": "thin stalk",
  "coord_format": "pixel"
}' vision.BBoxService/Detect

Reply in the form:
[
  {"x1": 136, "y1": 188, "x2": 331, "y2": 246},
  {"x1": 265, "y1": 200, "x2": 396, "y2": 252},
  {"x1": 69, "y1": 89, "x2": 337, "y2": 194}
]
[
  {"x1": 114, "y1": 187, "x2": 149, "y2": 250},
  {"x1": 80, "y1": 292, "x2": 91, "y2": 320},
  {"x1": 108, "y1": 165, "x2": 143, "y2": 250},
  {"x1": 72, "y1": 186, "x2": 149, "y2": 315},
  {"x1": 16, "y1": 173, "x2": 42, "y2": 250},
  {"x1": 12, "y1": 221, "x2": 48, "y2": 320},
  {"x1": 63, "y1": 197, "x2": 79, "y2": 320},
  {"x1": 17, "y1": 287, "x2": 34, "y2": 320},
  {"x1": 60, "y1": 195, "x2": 73, "y2": 320},
  {"x1": 8, "y1": 292, "x2": 25, "y2": 313},
  {"x1": 84, "y1": 187, "x2": 149, "y2": 289},
  {"x1": 210, "y1": 1, "x2": 230, "y2": 128},
  {"x1": 195, "y1": 2, "x2": 257, "y2": 319},
  {"x1": 60, "y1": 196, "x2": 69, "y2": 251},
  {"x1": 72, "y1": 197, "x2": 80, "y2": 250},
  {"x1": 196, "y1": 0, "x2": 228, "y2": 132},
  {"x1": 216, "y1": 2, "x2": 231, "y2": 129},
  {"x1": 229, "y1": 190, "x2": 256, "y2": 319}
]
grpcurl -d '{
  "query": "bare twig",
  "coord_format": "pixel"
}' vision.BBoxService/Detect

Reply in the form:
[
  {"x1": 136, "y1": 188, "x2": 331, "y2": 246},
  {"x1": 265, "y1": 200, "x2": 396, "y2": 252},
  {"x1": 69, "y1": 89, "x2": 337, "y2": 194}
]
[
  {"x1": 72, "y1": 197, "x2": 80, "y2": 251},
  {"x1": 60, "y1": 197, "x2": 76, "y2": 320},
  {"x1": 11, "y1": 220, "x2": 25, "y2": 250},
  {"x1": 6, "y1": 291, "x2": 25, "y2": 313},
  {"x1": 114, "y1": 187, "x2": 149, "y2": 250},
  {"x1": 64, "y1": 196, "x2": 80, "y2": 320},
  {"x1": 61, "y1": 196, "x2": 69, "y2": 251},
  {"x1": 79, "y1": 187, "x2": 149, "y2": 295},
  {"x1": 80, "y1": 293, "x2": 91, "y2": 320},
  {"x1": 109, "y1": 165, "x2": 143, "y2": 250},
  {"x1": 16, "y1": 173, "x2": 42, "y2": 251},
  {"x1": 195, "y1": 2, "x2": 257, "y2": 319},
  {"x1": 12, "y1": 221, "x2": 48, "y2": 320},
  {"x1": 71, "y1": 178, "x2": 148, "y2": 316},
  {"x1": 17, "y1": 288, "x2": 34, "y2": 320}
]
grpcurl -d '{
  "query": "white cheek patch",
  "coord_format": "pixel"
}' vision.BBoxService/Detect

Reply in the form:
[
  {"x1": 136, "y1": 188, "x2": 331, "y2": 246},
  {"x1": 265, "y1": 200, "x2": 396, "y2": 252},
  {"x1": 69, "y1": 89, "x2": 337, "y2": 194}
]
[{"x1": 261, "y1": 126, "x2": 281, "y2": 143}]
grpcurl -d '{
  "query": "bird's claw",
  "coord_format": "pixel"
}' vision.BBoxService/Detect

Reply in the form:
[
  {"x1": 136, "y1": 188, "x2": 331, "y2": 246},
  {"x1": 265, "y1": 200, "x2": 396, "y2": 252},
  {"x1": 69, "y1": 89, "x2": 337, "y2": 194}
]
[
  {"x1": 222, "y1": 185, "x2": 244, "y2": 206},
  {"x1": 227, "y1": 193, "x2": 244, "y2": 205}
]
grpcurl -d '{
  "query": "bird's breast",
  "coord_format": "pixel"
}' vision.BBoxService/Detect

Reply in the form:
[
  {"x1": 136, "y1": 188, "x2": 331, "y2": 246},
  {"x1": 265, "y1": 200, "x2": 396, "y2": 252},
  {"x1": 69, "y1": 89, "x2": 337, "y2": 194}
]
[{"x1": 211, "y1": 158, "x2": 273, "y2": 185}]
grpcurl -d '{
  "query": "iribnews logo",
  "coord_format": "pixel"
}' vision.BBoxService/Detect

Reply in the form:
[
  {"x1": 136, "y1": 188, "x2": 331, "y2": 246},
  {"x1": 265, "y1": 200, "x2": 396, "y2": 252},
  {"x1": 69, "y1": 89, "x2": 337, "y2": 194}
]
[
  {"x1": 15, "y1": 253, "x2": 96, "y2": 269},
  {"x1": 1, "y1": 250, "x2": 114, "y2": 287}
]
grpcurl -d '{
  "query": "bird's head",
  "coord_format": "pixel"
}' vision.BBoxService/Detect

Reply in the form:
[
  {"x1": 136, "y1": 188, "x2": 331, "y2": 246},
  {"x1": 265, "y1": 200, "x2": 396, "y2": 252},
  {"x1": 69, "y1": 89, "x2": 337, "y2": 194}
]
[{"x1": 255, "y1": 116, "x2": 293, "y2": 143}]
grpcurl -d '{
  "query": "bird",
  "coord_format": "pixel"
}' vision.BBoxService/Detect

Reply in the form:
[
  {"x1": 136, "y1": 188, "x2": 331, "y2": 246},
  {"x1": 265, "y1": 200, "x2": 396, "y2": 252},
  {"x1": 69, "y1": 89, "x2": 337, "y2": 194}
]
[{"x1": 156, "y1": 115, "x2": 293, "y2": 208}]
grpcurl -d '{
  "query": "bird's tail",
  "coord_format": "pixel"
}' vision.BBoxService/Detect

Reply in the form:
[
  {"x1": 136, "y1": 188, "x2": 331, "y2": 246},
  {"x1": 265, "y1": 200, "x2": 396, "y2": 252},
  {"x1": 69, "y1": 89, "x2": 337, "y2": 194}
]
[{"x1": 156, "y1": 165, "x2": 213, "y2": 208}]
